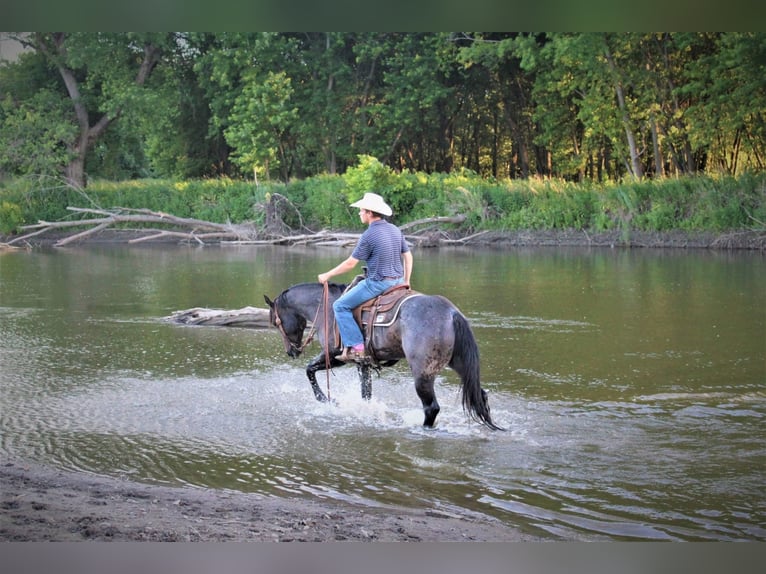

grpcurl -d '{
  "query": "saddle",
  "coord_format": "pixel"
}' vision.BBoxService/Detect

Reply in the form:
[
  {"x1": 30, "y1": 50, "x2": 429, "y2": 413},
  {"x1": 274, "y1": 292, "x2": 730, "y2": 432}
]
[
  {"x1": 353, "y1": 283, "x2": 417, "y2": 330},
  {"x1": 333, "y1": 276, "x2": 421, "y2": 362}
]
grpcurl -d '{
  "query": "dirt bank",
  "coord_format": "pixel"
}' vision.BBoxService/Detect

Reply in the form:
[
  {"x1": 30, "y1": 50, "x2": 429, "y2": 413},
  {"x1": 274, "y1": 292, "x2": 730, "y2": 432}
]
[
  {"x1": 0, "y1": 458, "x2": 540, "y2": 542},
  {"x1": 463, "y1": 229, "x2": 765, "y2": 250},
  {"x1": 2, "y1": 228, "x2": 765, "y2": 250}
]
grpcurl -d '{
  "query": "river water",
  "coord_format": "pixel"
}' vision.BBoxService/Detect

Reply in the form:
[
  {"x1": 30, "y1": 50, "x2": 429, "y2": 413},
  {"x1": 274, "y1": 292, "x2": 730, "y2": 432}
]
[{"x1": 1, "y1": 244, "x2": 764, "y2": 540}]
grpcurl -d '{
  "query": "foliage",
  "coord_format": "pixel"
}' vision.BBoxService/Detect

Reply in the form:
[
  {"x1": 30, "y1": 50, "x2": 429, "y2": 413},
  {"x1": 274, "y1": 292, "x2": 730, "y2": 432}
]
[
  {"x1": 342, "y1": 155, "x2": 401, "y2": 209},
  {"x1": 0, "y1": 91, "x2": 78, "y2": 177},
  {"x1": 489, "y1": 179, "x2": 597, "y2": 230},
  {"x1": 0, "y1": 200, "x2": 23, "y2": 234},
  {"x1": 224, "y1": 70, "x2": 299, "y2": 181},
  {"x1": 0, "y1": 176, "x2": 91, "y2": 230},
  {"x1": 82, "y1": 178, "x2": 262, "y2": 224},
  {"x1": 291, "y1": 175, "x2": 355, "y2": 229},
  {"x1": 1, "y1": 33, "x2": 764, "y2": 187},
  {"x1": 2, "y1": 169, "x2": 762, "y2": 239}
]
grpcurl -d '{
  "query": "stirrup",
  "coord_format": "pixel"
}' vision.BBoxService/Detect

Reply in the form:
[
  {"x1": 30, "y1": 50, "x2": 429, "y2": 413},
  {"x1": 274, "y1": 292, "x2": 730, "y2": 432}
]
[{"x1": 336, "y1": 347, "x2": 370, "y2": 363}]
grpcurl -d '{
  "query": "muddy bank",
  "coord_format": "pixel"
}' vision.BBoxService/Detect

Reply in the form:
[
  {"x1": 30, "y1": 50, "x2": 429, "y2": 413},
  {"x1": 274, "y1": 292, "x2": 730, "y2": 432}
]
[
  {"x1": 0, "y1": 458, "x2": 540, "y2": 542},
  {"x1": 2, "y1": 228, "x2": 765, "y2": 250},
  {"x1": 461, "y1": 229, "x2": 765, "y2": 250}
]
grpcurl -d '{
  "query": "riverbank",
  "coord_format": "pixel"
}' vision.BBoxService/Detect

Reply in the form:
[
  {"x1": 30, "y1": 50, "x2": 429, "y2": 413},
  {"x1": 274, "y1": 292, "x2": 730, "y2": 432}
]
[
  {"x1": 2, "y1": 468, "x2": 758, "y2": 573},
  {"x1": 3, "y1": 228, "x2": 765, "y2": 250},
  {"x1": 0, "y1": 458, "x2": 540, "y2": 542}
]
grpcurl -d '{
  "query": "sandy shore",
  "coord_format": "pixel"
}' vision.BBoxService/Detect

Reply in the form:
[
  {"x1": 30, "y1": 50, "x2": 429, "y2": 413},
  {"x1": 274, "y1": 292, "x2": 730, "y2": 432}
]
[{"x1": 1, "y1": 458, "x2": 539, "y2": 542}]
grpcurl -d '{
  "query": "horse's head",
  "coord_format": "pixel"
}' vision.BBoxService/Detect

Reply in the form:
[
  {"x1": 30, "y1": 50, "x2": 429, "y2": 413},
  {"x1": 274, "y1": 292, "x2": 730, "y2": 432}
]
[{"x1": 264, "y1": 292, "x2": 307, "y2": 358}]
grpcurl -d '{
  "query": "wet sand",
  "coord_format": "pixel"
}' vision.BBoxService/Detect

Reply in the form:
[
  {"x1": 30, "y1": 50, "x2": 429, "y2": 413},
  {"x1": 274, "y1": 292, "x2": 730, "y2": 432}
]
[{"x1": 1, "y1": 458, "x2": 539, "y2": 542}]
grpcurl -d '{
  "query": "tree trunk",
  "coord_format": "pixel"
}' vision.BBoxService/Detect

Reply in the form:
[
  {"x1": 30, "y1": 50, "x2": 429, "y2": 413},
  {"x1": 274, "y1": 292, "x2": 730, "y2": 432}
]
[
  {"x1": 65, "y1": 146, "x2": 87, "y2": 188},
  {"x1": 501, "y1": 99, "x2": 529, "y2": 178},
  {"x1": 33, "y1": 33, "x2": 160, "y2": 188},
  {"x1": 603, "y1": 45, "x2": 643, "y2": 180},
  {"x1": 650, "y1": 116, "x2": 664, "y2": 177}
]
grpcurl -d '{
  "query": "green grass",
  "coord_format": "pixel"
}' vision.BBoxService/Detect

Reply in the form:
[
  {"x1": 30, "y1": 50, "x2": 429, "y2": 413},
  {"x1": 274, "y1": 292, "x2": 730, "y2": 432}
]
[{"x1": 1, "y1": 169, "x2": 764, "y2": 236}]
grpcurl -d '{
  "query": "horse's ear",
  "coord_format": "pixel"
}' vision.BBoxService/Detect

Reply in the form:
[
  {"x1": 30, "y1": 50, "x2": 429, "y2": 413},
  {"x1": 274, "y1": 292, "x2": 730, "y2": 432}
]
[{"x1": 264, "y1": 295, "x2": 274, "y2": 308}]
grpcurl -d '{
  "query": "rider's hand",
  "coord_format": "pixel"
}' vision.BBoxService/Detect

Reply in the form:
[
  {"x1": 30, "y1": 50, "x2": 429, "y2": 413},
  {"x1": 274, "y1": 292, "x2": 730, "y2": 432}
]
[{"x1": 317, "y1": 273, "x2": 329, "y2": 284}]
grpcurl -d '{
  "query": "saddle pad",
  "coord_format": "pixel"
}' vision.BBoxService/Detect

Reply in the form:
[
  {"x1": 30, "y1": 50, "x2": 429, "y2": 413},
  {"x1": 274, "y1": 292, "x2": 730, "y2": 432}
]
[{"x1": 367, "y1": 293, "x2": 423, "y2": 327}]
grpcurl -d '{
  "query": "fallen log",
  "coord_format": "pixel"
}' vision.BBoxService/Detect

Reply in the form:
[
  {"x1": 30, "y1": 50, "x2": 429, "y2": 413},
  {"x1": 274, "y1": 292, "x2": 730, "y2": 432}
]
[
  {"x1": 10, "y1": 206, "x2": 259, "y2": 246},
  {"x1": 7, "y1": 204, "x2": 471, "y2": 248},
  {"x1": 164, "y1": 306, "x2": 272, "y2": 329}
]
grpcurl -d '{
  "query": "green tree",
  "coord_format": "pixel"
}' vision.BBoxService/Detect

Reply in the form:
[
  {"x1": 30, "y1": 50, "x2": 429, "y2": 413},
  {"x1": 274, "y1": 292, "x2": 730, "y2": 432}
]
[
  {"x1": 194, "y1": 33, "x2": 302, "y2": 180},
  {"x1": 2, "y1": 32, "x2": 763, "y2": 188},
  {"x1": 285, "y1": 32, "x2": 359, "y2": 176},
  {"x1": 0, "y1": 74, "x2": 77, "y2": 178},
  {"x1": 456, "y1": 32, "x2": 537, "y2": 178},
  {"x1": 515, "y1": 33, "x2": 673, "y2": 180},
  {"x1": 681, "y1": 33, "x2": 766, "y2": 174},
  {"x1": 225, "y1": 70, "x2": 298, "y2": 183},
  {"x1": 370, "y1": 33, "x2": 460, "y2": 173},
  {"x1": 140, "y1": 33, "x2": 228, "y2": 179},
  {"x1": 25, "y1": 33, "x2": 172, "y2": 187}
]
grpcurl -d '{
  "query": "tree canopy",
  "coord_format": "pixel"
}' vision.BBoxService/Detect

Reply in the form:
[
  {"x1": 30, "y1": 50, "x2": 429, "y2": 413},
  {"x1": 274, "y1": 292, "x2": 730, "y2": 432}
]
[{"x1": 1, "y1": 32, "x2": 764, "y2": 187}]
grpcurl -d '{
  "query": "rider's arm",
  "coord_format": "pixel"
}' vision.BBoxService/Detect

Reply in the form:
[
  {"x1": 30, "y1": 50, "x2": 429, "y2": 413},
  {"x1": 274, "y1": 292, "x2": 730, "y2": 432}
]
[
  {"x1": 318, "y1": 256, "x2": 359, "y2": 284},
  {"x1": 402, "y1": 251, "x2": 413, "y2": 286}
]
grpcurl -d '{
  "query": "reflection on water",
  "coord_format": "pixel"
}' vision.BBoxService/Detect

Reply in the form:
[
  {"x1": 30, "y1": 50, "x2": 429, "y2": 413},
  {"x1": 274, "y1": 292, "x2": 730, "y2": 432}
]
[{"x1": 1, "y1": 245, "x2": 764, "y2": 540}]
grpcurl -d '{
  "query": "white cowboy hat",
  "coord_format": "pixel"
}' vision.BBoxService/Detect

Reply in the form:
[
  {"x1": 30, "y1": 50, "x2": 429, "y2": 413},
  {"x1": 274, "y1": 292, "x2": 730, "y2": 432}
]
[{"x1": 350, "y1": 192, "x2": 393, "y2": 217}]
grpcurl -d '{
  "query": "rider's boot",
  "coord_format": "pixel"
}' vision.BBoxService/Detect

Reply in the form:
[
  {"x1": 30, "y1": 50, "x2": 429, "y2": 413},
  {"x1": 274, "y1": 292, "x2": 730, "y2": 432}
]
[{"x1": 336, "y1": 343, "x2": 369, "y2": 363}]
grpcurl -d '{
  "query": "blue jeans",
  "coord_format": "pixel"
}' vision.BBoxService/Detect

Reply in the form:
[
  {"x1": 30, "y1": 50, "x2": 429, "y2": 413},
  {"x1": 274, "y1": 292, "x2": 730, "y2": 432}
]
[{"x1": 333, "y1": 278, "x2": 402, "y2": 348}]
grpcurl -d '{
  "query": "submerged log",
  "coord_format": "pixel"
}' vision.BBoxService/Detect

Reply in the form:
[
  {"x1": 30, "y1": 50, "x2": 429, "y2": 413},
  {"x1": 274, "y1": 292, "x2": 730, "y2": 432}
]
[{"x1": 165, "y1": 306, "x2": 271, "y2": 329}]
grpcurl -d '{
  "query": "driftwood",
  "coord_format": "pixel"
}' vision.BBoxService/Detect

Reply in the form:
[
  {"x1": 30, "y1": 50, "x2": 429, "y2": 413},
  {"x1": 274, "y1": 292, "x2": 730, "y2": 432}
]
[
  {"x1": 164, "y1": 306, "x2": 272, "y2": 329},
  {"x1": 7, "y1": 205, "x2": 471, "y2": 248},
  {"x1": 9, "y1": 207, "x2": 261, "y2": 247},
  {"x1": 223, "y1": 214, "x2": 471, "y2": 247}
]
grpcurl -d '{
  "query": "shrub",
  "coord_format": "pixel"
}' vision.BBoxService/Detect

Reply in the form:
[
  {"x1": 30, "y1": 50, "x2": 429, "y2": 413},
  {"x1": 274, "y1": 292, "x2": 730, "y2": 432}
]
[
  {"x1": 1, "y1": 170, "x2": 763, "y2": 237},
  {"x1": 0, "y1": 201, "x2": 23, "y2": 234},
  {"x1": 294, "y1": 175, "x2": 356, "y2": 229}
]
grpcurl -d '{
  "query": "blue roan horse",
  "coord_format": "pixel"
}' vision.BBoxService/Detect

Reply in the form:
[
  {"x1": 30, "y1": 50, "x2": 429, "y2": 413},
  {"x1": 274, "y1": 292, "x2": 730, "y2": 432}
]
[{"x1": 264, "y1": 282, "x2": 502, "y2": 430}]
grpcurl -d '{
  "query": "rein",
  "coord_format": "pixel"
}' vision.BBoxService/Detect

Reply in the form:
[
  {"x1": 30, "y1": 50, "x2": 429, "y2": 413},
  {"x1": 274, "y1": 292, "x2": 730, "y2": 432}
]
[
  {"x1": 273, "y1": 283, "x2": 333, "y2": 399},
  {"x1": 321, "y1": 282, "x2": 331, "y2": 400}
]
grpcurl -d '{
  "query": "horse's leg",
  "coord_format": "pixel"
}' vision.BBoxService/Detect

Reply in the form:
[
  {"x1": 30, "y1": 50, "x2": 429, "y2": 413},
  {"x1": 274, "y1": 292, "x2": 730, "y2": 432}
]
[
  {"x1": 306, "y1": 352, "x2": 345, "y2": 403},
  {"x1": 357, "y1": 363, "x2": 372, "y2": 400},
  {"x1": 414, "y1": 373, "x2": 440, "y2": 428}
]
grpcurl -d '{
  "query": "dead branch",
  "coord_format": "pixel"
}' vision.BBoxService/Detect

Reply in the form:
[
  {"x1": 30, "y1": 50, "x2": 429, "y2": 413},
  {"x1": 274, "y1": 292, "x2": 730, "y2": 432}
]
[
  {"x1": 439, "y1": 230, "x2": 490, "y2": 244},
  {"x1": 54, "y1": 221, "x2": 113, "y2": 246},
  {"x1": 11, "y1": 206, "x2": 260, "y2": 246},
  {"x1": 7, "y1": 204, "x2": 473, "y2": 248},
  {"x1": 129, "y1": 231, "x2": 239, "y2": 245},
  {"x1": 223, "y1": 231, "x2": 361, "y2": 247}
]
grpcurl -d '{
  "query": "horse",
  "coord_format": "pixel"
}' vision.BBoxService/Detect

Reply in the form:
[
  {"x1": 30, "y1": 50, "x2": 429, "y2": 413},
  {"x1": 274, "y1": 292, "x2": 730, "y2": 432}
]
[{"x1": 264, "y1": 282, "x2": 503, "y2": 430}]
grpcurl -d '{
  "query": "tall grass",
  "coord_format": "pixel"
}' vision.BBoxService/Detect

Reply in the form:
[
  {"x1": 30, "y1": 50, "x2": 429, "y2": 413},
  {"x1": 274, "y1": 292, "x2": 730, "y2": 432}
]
[{"x1": 1, "y1": 167, "x2": 764, "y2": 236}]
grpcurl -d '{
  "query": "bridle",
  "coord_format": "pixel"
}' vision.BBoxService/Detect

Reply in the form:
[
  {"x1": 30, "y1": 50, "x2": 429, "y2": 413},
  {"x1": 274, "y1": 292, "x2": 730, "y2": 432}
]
[
  {"x1": 272, "y1": 283, "x2": 333, "y2": 398},
  {"x1": 272, "y1": 297, "x2": 319, "y2": 355}
]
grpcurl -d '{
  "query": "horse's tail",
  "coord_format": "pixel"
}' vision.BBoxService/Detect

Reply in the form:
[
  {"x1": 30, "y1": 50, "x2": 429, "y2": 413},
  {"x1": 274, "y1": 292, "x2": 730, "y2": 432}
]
[{"x1": 450, "y1": 312, "x2": 504, "y2": 431}]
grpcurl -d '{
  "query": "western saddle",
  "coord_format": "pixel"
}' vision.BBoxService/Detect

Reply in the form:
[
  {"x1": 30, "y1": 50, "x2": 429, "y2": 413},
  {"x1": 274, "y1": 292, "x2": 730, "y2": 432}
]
[{"x1": 335, "y1": 274, "x2": 421, "y2": 363}]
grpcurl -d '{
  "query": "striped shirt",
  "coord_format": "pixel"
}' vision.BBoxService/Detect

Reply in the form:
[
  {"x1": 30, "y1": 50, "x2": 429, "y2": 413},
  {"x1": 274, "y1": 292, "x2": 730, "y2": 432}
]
[{"x1": 352, "y1": 220, "x2": 409, "y2": 281}]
